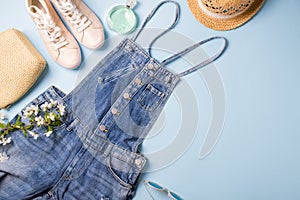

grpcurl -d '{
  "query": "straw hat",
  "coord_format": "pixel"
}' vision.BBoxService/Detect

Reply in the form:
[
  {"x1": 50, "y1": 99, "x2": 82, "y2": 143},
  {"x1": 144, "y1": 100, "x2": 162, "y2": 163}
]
[{"x1": 187, "y1": 0, "x2": 265, "y2": 31}]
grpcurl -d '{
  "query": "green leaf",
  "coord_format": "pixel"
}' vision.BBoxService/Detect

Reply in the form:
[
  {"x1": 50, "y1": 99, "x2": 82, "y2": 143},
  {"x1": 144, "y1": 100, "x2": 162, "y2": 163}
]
[
  {"x1": 53, "y1": 113, "x2": 61, "y2": 121},
  {"x1": 30, "y1": 117, "x2": 35, "y2": 124},
  {"x1": 51, "y1": 121, "x2": 62, "y2": 127},
  {"x1": 26, "y1": 125, "x2": 34, "y2": 131},
  {"x1": 17, "y1": 115, "x2": 21, "y2": 122},
  {"x1": 22, "y1": 129, "x2": 27, "y2": 137},
  {"x1": 10, "y1": 124, "x2": 18, "y2": 130},
  {"x1": 0, "y1": 123, "x2": 6, "y2": 129},
  {"x1": 15, "y1": 120, "x2": 24, "y2": 126}
]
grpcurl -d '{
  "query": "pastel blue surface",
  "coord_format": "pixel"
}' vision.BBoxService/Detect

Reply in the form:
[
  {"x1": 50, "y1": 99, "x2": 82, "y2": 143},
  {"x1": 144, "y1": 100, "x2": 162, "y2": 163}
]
[{"x1": 1, "y1": 0, "x2": 300, "y2": 199}]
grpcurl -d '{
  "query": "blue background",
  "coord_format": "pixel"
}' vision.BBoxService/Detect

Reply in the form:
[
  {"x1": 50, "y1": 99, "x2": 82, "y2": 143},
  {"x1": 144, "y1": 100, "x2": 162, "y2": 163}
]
[{"x1": 1, "y1": 0, "x2": 300, "y2": 199}]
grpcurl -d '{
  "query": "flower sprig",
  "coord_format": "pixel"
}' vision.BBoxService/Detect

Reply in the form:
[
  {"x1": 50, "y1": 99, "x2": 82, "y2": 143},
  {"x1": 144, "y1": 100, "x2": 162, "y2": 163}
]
[{"x1": 0, "y1": 99, "x2": 66, "y2": 146}]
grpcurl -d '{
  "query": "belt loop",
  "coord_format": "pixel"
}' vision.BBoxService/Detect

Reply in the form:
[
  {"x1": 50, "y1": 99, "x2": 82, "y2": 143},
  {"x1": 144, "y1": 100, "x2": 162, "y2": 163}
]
[{"x1": 102, "y1": 141, "x2": 113, "y2": 158}]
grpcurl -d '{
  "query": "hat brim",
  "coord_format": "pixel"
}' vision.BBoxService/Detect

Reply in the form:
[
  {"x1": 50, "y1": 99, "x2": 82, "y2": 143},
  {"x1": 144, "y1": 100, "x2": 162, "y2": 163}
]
[{"x1": 187, "y1": 0, "x2": 265, "y2": 31}]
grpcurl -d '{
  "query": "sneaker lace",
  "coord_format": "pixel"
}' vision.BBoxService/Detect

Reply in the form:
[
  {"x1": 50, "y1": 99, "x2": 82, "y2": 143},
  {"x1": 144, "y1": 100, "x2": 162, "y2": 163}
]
[
  {"x1": 56, "y1": 0, "x2": 92, "y2": 33},
  {"x1": 30, "y1": 6, "x2": 68, "y2": 51}
]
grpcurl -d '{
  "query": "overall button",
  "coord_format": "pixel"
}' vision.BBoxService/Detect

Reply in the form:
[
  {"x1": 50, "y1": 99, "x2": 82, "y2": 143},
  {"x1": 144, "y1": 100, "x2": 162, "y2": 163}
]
[
  {"x1": 99, "y1": 125, "x2": 108, "y2": 132},
  {"x1": 135, "y1": 78, "x2": 142, "y2": 85},
  {"x1": 135, "y1": 158, "x2": 142, "y2": 166},
  {"x1": 98, "y1": 77, "x2": 103, "y2": 83},
  {"x1": 147, "y1": 63, "x2": 155, "y2": 70},
  {"x1": 111, "y1": 108, "x2": 119, "y2": 115},
  {"x1": 125, "y1": 45, "x2": 133, "y2": 52},
  {"x1": 123, "y1": 92, "x2": 131, "y2": 99},
  {"x1": 164, "y1": 76, "x2": 171, "y2": 83}
]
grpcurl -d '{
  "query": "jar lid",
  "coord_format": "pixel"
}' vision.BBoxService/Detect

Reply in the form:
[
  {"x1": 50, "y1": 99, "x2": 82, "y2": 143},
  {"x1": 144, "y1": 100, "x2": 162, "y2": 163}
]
[{"x1": 107, "y1": 5, "x2": 137, "y2": 34}]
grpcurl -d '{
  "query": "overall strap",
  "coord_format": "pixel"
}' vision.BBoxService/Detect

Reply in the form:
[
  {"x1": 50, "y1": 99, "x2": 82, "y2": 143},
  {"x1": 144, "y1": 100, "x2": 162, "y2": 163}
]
[
  {"x1": 131, "y1": 0, "x2": 180, "y2": 56},
  {"x1": 161, "y1": 36, "x2": 227, "y2": 77}
]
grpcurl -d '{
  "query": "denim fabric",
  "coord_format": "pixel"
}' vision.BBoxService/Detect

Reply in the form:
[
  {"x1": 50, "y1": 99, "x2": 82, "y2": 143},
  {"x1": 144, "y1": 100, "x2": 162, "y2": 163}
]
[{"x1": 0, "y1": 38, "x2": 179, "y2": 200}]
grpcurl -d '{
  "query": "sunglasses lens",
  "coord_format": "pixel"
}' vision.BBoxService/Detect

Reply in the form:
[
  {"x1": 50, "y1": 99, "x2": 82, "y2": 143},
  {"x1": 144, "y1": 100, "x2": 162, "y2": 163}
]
[
  {"x1": 170, "y1": 191, "x2": 184, "y2": 200},
  {"x1": 148, "y1": 181, "x2": 164, "y2": 190}
]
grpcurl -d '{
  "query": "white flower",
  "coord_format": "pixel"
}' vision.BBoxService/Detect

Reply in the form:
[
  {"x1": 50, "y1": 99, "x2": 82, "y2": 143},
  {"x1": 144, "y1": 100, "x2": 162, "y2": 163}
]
[
  {"x1": 57, "y1": 103, "x2": 65, "y2": 116},
  {"x1": 0, "y1": 113, "x2": 5, "y2": 123},
  {"x1": 48, "y1": 113, "x2": 55, "y2": 121},
  {"x1": 40, "y1": 102, "x2": 49, "y2": 112},
  {"x1": 0, "y1": 136, "x2": 12, "y2": 146},
  {"x1": 23, "y1": 107, "x2": 33, "y2": 118},
  {"x1": 47, "y1": 104, "x2": 53, "y2": 109},
  {"x1": 25, "y1": 107, "x2": 32, "y2": 112},
  {"x1": 28, "y1": 130, "x2": 39, "y2": 140},
  {"x1": 30, "y1": 105, "x2": 39, "y2": 116},
  {"x1": 44, "y1": 131, "x2": 53, "y2": 137},
  {"x1": 35, "y1": 116, "x2": 44, "y2": 126},
  {"x1": 50, "y1": 99, "x2": 58, "y2": 107},
  {"x1": 23, "y1": 112, "x2": 31, "y2": 118}
]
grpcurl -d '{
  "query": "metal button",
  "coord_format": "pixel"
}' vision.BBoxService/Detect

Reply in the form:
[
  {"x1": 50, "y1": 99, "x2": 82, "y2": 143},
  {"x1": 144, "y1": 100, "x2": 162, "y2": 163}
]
[
  {"x1": 123, "y1": 93, "x2": 130, "y2": 99},
  {"x1": 135, "y1": 78, "x2": 142, "y2": 85},
  {"x1": 135, "y1": 159, "x2": 142, "y2": 166},
  {"x1": 125, "y1": 45, "x2": 133, "y2": 52},
  {"x1": 148, "y1": 63, "x2": 155, "y2": 70},
  {"x1": 99, "y1": 125, "x2": 106, "y2": 131},
  {"x1": 165, "y1": 76, "x2": 171, "y2": 83},
  {"x1": 111, "y1": 108, "x2": 118, "y2": 115}
]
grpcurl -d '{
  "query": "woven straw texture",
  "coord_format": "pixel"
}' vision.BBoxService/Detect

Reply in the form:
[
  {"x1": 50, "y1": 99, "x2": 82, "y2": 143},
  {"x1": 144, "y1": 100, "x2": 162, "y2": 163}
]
[
  {"x1": 187, "y1": 0, "x2": 265, "y2": 31},
  {"x1": 0, "y1": 28, "x2": 46, "y2": 109}
]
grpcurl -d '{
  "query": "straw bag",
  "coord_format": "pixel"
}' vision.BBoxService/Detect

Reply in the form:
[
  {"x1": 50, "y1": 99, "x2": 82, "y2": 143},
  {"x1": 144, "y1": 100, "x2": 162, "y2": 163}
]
[{"x1": 0, "y1": 28, "x2": 46, "y2": 109}]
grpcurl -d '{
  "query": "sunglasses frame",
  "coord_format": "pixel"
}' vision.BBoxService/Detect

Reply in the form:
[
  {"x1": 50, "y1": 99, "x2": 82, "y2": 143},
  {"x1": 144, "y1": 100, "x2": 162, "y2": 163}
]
[{"x1": 143, "y1": 180, "x2": 184, "y2": 200}]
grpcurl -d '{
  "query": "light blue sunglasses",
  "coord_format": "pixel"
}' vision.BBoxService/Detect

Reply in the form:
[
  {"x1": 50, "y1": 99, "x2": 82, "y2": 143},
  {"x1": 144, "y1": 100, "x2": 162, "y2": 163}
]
[{"x1": 143, "y1": 180, "x2": 184, "y2": 200}]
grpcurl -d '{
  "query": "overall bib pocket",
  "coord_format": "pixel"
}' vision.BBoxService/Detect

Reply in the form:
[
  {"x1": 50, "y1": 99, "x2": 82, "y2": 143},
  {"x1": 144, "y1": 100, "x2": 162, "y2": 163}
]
[
  {"x1": 101, "y1": 63, "x2": 136, "y2": 83},
  {"x1": 137, "y1": 84, "x2": 166, "y2": 112}
]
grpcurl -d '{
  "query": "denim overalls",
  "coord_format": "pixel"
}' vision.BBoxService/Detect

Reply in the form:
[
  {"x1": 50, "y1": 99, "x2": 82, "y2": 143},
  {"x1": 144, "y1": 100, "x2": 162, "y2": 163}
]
[{"x1": 0, "y1": 1, "x2": 226, "y2": 199}]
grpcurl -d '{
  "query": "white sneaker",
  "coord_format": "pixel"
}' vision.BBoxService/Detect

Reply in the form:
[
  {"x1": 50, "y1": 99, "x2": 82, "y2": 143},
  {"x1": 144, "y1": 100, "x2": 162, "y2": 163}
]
[
  {"x1": 51, "y1": 0, "x2": 105, "y2": 50},
  {"x1": 26, "y1": 0, "x2": 81, "y2": 69}
]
